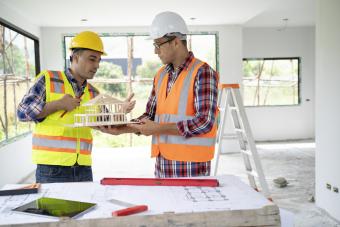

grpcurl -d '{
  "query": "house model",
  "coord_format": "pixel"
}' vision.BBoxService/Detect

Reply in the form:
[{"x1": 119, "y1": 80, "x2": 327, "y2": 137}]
[{"x1": 71, "y1": 94, "x2": 130, "y2": 127}]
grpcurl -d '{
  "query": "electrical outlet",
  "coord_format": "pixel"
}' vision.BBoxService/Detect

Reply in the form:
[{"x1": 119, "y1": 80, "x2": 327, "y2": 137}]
[
  {"x1": 333, "y1": 187, "x2": 339, "y2": 193},
  {"x1": 326, "y1": 183, "x2": 332, "y2": 190}
]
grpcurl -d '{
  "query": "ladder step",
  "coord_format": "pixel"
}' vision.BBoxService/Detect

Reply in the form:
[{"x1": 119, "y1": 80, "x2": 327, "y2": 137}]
[
  {"x1": 221, "y1": 134, "x2": 238, "y2": 140},
  {"x1": 246, "y1": 170, "x2": 258, "y2": 178},
  {"x1": 240, "y1": 149, "x2": 252, "y2": 156},
  {"x1": 234, "y1": 128, "x2": 244, "y2": 133},
  {"x1": 214, "y1": 84, "x2": 271, "y2": 200}
]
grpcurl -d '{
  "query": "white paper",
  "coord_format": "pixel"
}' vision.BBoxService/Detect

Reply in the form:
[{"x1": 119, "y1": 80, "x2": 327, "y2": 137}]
[{"x1": 0, "y1": 175, "x2": 272, "y2": 225}]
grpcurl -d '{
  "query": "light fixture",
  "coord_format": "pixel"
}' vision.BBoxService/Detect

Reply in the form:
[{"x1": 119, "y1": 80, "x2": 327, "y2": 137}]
[{"x1": 81, "y1": 18, "x2": 88, "y2": 22}]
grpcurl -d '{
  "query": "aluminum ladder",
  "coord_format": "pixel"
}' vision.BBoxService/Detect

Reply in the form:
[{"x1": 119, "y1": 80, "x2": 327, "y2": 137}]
[{"x1": 213, "y1": 83, "x2": 271, "y2": 200}]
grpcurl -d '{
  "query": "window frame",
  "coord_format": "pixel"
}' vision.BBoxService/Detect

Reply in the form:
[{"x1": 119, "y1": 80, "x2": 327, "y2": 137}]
[
  {"x1": 242, "y1": 57, "x2": 301, "y2": 107},
  {"x1": 0, "y1": 17, "x2": 40, "y2": 146},
  {"x1": 0, "y1": 18, "x2": 40, "y2": 75},
  {"x1": 62, "y1": 32, "x2": 219, "y2": 74}
]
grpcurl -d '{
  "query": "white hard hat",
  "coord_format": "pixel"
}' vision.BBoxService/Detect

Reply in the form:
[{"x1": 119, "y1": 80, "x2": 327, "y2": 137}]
[{"x1": 149, "y1": 11, "x2": 189, "y2": 40}]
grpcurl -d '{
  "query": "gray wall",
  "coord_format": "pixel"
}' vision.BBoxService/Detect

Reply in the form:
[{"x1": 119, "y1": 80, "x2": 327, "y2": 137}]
[{"x1": 243, "y1": 27, "x2": 315, "y2": 141}]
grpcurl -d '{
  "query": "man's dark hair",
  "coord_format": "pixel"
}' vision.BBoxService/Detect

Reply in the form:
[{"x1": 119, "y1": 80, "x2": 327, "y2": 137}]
[
  {"x1": 164, "y1": 35, "x2": 187, "y2": 48},
  {"x1": 70, "y1": 48, "x2": 86, "y2": 62}
]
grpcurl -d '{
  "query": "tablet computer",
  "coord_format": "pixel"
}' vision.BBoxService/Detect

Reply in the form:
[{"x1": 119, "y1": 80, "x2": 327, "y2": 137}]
[{"x1": 12, "y1": 197, "x2": 96, "y2": 219}]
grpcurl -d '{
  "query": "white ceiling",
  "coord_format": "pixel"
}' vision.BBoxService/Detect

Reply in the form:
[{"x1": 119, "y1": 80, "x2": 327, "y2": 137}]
[{"x1": 0, "y1": 0, "x2": 316, "y2": 28}]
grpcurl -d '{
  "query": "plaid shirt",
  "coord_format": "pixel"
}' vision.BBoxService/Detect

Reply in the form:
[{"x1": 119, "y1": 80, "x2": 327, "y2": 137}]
[
  {"x1": 140, "y1": 52, "x2": 219, "y2": 177},
  {"x1": 17, "y1": 69, "x2": 88, "y2": 123},
  {"x1": 141, "y1": 51, "x2": 219, "y2": 138},
  {"x1": 155, "y1": 155, "x2": 211, "y2": 178}
]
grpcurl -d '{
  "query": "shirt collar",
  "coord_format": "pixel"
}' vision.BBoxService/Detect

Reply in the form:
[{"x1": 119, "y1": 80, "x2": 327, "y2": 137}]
[
  {"x1": 165, "y1": 51, "x2": 194, "y2": 73},
  {"x1": 65, "y1": 68, "x2": 87, "y2": 89}
]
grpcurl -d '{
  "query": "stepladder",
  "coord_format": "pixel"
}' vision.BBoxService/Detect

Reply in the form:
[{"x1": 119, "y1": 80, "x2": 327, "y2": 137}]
[{"x1": 213, "y1": 84, "x2": 271, "y2": 200}]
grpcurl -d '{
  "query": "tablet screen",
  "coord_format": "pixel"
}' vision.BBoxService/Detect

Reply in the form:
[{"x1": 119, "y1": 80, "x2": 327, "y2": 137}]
[{"x1": 12, "y1": 197, "x2": 96, "y2": 218}]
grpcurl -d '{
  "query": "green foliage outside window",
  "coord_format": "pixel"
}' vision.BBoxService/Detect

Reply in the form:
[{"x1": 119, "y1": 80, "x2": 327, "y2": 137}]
[
  {"x1": 242, "y1": 58, "x2": 300, "y2": 106},
  {"x1": 95, "y1": 62, "x2": 126, "y2": 97},
  {"x1": 136, "y1": 61, "x2": 162, "y2": 78},
  {"x1": 0, "y1": 24, "x2": 37, "y2": 144}
]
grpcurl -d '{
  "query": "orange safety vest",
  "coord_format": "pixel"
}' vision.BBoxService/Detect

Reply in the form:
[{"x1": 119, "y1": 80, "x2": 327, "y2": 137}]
[
  {"x1": 32, "y1": 70, "x2": 97, "y2": 166},
  {"x1": 151, "y1": 58, "x2": 218, "y2": 162}
]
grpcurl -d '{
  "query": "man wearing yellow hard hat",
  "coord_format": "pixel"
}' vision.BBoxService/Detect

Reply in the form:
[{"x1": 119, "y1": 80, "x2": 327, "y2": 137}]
[{"x1": 17, "y1": 31, "x2": 132, "y2": 183}]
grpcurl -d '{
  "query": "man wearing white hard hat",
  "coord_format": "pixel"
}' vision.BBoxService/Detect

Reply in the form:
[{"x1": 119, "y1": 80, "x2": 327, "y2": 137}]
[
  {"x1": 100, "y1": 11, "x2": 219, "y2": 177},
  {"x1": 132, "y1": 11, "x2": 219, "y2": 177}
]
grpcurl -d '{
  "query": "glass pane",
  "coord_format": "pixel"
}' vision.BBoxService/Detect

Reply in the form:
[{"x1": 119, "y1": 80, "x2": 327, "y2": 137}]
[
  {"x1": 134, "y1": 35, "x2": 162, "y2": 79},
  {"x1": 242, "y1": 58, "x2": 299, "y2": 106},
  {"x1": 0, "y1": 25, "x2": 37, "y2": 143},
  {"x1": 101, "y1": 36, "x2": 128, "y2": 77},
  {"x1": 190, "y1": 34, "x2": 216, "y2": 70}
]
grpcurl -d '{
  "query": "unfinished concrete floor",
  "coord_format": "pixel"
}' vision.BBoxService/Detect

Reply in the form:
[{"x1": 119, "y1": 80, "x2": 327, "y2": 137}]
[{"x1": 22, "y1": 140, "x2": 339, "y2": 226}]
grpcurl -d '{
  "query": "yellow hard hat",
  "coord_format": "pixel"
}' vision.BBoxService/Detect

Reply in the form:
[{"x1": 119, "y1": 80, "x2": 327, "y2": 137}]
[{"x1": 69, "y1": 31, "x2": 106, "y2": 55}]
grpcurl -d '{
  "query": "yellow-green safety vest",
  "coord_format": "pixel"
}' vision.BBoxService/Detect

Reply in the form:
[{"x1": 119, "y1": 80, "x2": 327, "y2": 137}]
[{"x1": 32, "y1": 70, "x2": 97, "y2": 166}]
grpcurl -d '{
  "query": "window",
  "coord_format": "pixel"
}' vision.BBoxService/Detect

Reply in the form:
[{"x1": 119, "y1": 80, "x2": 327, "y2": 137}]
[
  {"x1": 63, "y1": 32, "x2": 218, "y2": 147},
  {"x1": 242, "y1": 57, "x2": 300, "y2": 106},
  {"x1": 0, "y1": 18, "x2": 40, "y2": 144}
]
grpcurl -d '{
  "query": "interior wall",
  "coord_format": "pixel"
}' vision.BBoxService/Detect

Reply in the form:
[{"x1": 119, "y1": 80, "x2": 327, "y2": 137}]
[
  {"x1": 0, "y1": 2, "x2": 40, "y2": 188},
  {"x1": 0, "y1": 1, "x2": 40, "y2": 37},
  {"x1": 243, "y1": 27, "x2": 315, "y2": 141},
  {"x1": 0, "y1": 135, "x2": 34, "y2": 188},
  {"x1": 315, "y1": 0, "x2": 340, "y2": 221}
]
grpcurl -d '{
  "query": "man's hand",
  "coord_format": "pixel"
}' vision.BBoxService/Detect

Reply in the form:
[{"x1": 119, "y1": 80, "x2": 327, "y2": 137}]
[
  {"x1": 129, "y1": 119, "x2": 181, "y2": 136},
  {"x1": 36, "y1": 94, "x2": 81, "y2": 119},
  {"x1": 129, "y1": 119, "x2": 161, "y2": 136},
  {"x1": 59, "y1": 94, "x2": 81, "y2": 111},
  {"x1": 93, "y1": 124, "x2": 139, "y2": 135},
  {"x1": 122, "y1": 93, "x2": 136, "y2": 113}
]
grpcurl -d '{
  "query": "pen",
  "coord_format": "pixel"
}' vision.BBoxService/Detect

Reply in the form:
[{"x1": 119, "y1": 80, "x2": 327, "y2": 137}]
[
  {"x1": 112, "y1": 205, "x2": 148, "y2": 216},
  {"x1": 108, "y1": 198, "x2": 148, "y2": 216}
]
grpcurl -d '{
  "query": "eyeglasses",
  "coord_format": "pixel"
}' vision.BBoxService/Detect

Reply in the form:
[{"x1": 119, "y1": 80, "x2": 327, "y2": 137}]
[{"x1": 153, "y1": 36, "x2": 176, "y2": 49}]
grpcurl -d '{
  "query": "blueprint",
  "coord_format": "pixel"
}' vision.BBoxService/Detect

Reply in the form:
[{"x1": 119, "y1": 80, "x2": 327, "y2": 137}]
[{"x1": 0, "y1": 175, "x2": 272, "y2": 225}]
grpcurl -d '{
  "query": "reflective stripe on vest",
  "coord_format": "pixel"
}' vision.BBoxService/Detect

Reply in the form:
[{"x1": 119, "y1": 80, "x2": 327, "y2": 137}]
[
  {"x1": 33, "y1": 134, "x2": 77, "y2": 152},
  {"x1": 33, "y1": 134, "x2": 92, "y2": 154},
  {"x1": 32, "y1": 70, "x2": 94, "y2": 166},
  {"x1": 87, "y1": 83, "x2": 98, "y2": 99},
  {"x1": 48, "y1": 71, "x2": 65, "y2": 93},
  {"x1": 151, "y1": 58, "x2": 217, "y2": 162},
  {"x1": 153, "y1": 114, "x2": 215, "y2": 146}
]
